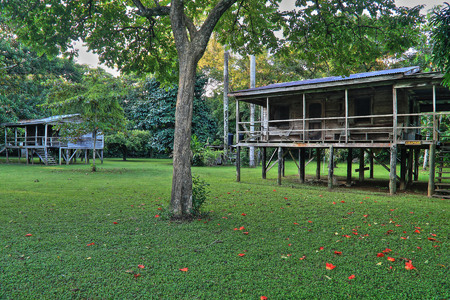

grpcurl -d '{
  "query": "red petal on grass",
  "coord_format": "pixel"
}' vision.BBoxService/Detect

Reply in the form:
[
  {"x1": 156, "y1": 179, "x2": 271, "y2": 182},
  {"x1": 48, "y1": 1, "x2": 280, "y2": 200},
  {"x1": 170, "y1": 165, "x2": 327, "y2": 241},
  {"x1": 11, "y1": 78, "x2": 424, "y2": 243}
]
[
  {"x1": 431, "y1": 233, "x2": 437, "y2": 236},
  {"x1": 343, "y1": 235, "x2": 351, "y2": 238},
  {"x1": 382, "y1": 248, "x2": 392, "y2": 253},
  {"x1": 157, "y1": 207, "x2": 162, "y2": 210},
  {"x1": 308, "y1": 220, "x2": 313, "y2": 223},
  {"x1": 293, "y1": 222, "x2": 299, "y2": 225},
  {"x1": 241, "y1": 213, "x2": 247, "y2": 216},
  {"x1": 288, "y1": 244, "x2": 292, "y2": 246},
  {"x1": 352, "y1": 232, "x2": 358, "y2": 235},
  {"x1": 243, "y1": 232, "x2": 249, "y2": 235},
  {"x1": 334, "y1": 251, "x2": 342, "y2": 255},
  {"x1": 134, "y1": 273, "x2": 141, "y2": 278},
  {"x1": 341, "y1": 201, "x2": 345, "y2": 203},
  {"x1": 395, "y1": 224, "x2": 402, "y2": 227},
  {"x1": 348, "y1": 274, "x2": 355, "y2": 280},
  {"x1": 261, "y1": 296, "x2": 268, "y2": 300},
  {"x1": 284, "y1": 197, "x2": 288, "y2": 200},
  {"x1": 332, "y1": 202, "x2": 336, "y2": 205},
  {"x1": 363, "y1": 215, "x2": 368, "y2": 217},
  {"x1": 113, "y1": 222, "x2": 118, "y2": 224},
  {"x1": 387, "y1": 257, "x2": 395, "y2": 262},
  {"x1": 273, "y1": 189, "x2": 276, "y2": 192},
  {"x1": 25, "y1": 233, "x2": 32, "y2": 237},
  {"x1": 138, "y1": 265, "x2": 145, "y2": 269},
  {"x1": 319, "y1": 247, "x2": 324, "y2": 250},
  {"x1": 326, "y1": 263, "x2": 336, "y2": 270},
  {"x1": 414, "y1": 230, "x2": 420, "y2": 234},
  {"x1": 154, "y1": 215, "x2": 160, "y2": 218},
  {"x1": 239, "y1": 226, "x2": 245, "y2": 230},
  {"x1": 401, "y1": 237, "x2": 407, "y2": 240},
  {"x1": 238, "y1": 253, "x2": 245, "y2": 257},
  {"x1": 299, "y1": 255, "x2": 306, "y2": 260},
  {"x1": 377, "y1": 253, "x2": 385, "y2": 257},
  {"x1": 233, "y1": 228, "x2": 238, "y2": 231},
  {"x1": 405, "y1": 261, "x2": 416, "y2": 270},
  {"x1": 417, "y1": 247, "x2": 422, "y2": 250},
  {"x1": 86, "y1": 242, "x2": 95, "y2": 246},
  {"x1": 415, "y1": 227, "x2": 421, "y2": 229},
  {"x1": 428, "y1": 237, "x2": 436, "y2": 241},
  {"x1": 179, "y1": 268, "x2": 188, "y2": 272}
]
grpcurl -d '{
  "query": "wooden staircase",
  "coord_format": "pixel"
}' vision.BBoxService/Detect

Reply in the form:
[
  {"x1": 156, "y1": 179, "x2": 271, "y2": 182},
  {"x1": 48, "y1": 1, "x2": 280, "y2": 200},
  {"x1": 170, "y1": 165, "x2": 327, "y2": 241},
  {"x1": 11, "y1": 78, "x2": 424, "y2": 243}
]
[
  {"x1": 33, "y1": 148, "x2": 58, "y2": 165},
  {"x1": 434, "y1": 143, "x2": 450, "y2": 198}
]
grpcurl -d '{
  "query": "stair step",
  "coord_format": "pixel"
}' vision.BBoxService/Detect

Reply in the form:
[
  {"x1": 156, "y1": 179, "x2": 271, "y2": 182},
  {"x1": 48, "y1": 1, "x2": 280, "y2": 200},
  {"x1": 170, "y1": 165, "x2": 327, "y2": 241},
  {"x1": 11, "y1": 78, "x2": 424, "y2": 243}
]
[
  {"x1": 435, "y1": 183, "x2": 450, "y2": 186},
  {"x1": 434, "y1": 189, "x2": 450, "y2": 193},
  {"x1": 432, "y1": 194, "x2": 450, "y2": 199},
  {"x1": 435, "y1": 177, "x2": 450, "y2": 180}
]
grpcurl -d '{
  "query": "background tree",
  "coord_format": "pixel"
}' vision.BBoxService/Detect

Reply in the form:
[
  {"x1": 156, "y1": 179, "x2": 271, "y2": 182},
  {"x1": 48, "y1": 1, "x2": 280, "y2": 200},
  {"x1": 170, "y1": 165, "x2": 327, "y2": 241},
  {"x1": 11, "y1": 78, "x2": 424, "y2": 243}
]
[
  {"x1": 46, "y1": 69, "x2": 126, "y2": 171},
  {"x1": 123, "y1": 76, "x2": 217, "y2": 154},
  {"x1": 431, "y1": 2, "x2": 450, "y2": 87},
  {"x1": 105, "y1": 130, "x2": 152, "y2": 161}
]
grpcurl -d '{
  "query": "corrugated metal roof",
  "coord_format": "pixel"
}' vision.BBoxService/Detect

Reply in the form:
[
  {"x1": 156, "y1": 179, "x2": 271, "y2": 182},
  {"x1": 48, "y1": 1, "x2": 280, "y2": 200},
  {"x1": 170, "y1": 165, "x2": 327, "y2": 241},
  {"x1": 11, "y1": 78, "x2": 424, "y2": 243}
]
[
  {"x1": 233, "y1": 66, "x2": 420, "y2": 94},
  {"x1": 1, "y1": 114, "x2": 80, "y2": 127}
]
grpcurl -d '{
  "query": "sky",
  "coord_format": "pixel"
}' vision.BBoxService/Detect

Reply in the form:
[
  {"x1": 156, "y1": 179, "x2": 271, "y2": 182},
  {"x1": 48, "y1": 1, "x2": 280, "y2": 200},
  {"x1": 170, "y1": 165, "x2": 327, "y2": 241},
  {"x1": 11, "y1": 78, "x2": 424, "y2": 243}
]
[{"x1": 74, "y1": 0, "x2": 447, "y2": 76}]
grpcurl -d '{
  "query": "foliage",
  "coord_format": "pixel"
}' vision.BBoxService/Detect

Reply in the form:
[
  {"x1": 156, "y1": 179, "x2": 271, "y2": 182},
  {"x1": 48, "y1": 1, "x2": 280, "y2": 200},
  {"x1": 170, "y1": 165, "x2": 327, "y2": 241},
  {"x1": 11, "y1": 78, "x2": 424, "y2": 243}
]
[
  {"x1": 191, "y1": 135, "x2": 223, "y2": 167},
  {"x1": 191, "y1": 175, "x2": 210, "y2": 216},
  {"x1": 123, "y1": 76, "x2": 218, "y2": 154},
  {"x1": 45, "y1": 69, "x2": 127, "y2": 171},
  {"x1": 0, "y1": 159, "x2": 447, "y2": 299},
  {"x1": 431, "y1": 3, "x2": 450, "y2": 87},
  {"x1": 280, "y1": 0, "x2": 424, "y2": 76},
  {"x1": 0, "y1": 25, "x2": 83, "y2": 124},
  {"x1": 105, "y1": 130, "x2": 153, "y2": 160}
]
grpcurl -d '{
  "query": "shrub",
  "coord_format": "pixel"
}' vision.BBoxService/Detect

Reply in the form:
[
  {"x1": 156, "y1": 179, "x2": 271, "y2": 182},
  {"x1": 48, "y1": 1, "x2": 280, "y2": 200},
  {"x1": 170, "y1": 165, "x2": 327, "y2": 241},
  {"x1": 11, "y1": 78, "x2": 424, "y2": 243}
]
[{"x1": 191, "y1": 175, "x2": 209, "y2": 216}]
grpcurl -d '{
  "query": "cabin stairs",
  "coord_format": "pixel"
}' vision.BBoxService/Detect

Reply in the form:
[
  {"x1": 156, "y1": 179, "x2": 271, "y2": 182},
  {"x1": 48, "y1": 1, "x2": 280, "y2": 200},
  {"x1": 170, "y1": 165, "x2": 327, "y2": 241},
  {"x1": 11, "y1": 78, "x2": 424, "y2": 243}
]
[
  {"x1": 33, "y1": 148, "x2": 57, "y2": 166},
  {"x1": 433, "y1": 143, "x2": 450, "y2": 198}
]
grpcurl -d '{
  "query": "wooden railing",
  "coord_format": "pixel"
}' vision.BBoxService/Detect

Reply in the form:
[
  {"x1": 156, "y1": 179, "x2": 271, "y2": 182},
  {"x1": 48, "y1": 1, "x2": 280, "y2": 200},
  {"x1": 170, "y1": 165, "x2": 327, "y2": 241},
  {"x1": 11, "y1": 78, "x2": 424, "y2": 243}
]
[{"x1": 236, "y1": 111, "x2": 447, "y2": 144}]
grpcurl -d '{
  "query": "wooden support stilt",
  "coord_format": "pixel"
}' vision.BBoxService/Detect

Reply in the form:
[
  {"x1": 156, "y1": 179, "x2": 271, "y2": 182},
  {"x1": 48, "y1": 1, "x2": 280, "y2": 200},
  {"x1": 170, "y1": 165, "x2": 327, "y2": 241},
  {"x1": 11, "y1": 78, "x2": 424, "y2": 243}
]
[
  {"x1": 262, "y1": 147, "x2": 267, "y2": 179},
  {"x1": 101, "y1": 150, "x2": 104, "y2": 164},
  {"x1": 85, "y1": 150, "x2": 88, "y2": 164},
  {"x1": 428, "y1": 143, "x2": 436, "y2": 197},
  {"x1": 26, "y1": 149, "x2": 29, "y2": 165},
  {"x1": 414, "y1": 149, "x2": 420, "y2": 181},
  {"x1": 316, "y1": 148, "x2": 321, "y2": 180},
  {"x1": 59, "y1": 148, "x2": 62, "y2": 165},
  {"x1": 347, "y1": 148, "x2": 352, "y2": 186},
  {"x1": 407, "y1": 149, "x2": 413, "y2": 187},
  {"x1": 278, "y1": 147, "x2": 283, "y2": 185},
  {"x1": 282, "y1": 150, "x2": 285, "y2": 177},
  {"x1": 359, "y1": 148, "x2": 364, "y2": 182},
  {"x1": 299, "y1": 148, "x2": 305, "y2": 183},
  {"x1": 236, "y1": 146, "x2": 241, "y2": 182},
  {"x1": 389, "y1": 145, "x2": 397, "y2": 195},
  {"x1": 369, "y1": 149, "x2": 374, "y2": 179},
  {"x1": 400, "y1": 147, "x2": 406, "y2": 190},
  {"x1": 66, "y1": 149, "x2": 70, "y2": 165},
  {"x1": 328, "y1": 145, "x2": 334, "y2": 190}
]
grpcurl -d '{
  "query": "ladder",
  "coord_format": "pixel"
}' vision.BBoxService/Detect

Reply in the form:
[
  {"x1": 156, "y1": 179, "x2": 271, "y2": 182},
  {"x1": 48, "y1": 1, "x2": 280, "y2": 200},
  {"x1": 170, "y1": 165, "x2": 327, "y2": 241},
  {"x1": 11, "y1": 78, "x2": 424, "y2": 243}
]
[
  {"x1": 433, "y1": 143, "x2": 450, "y2": 198},
  {"x1": 33, "y1": 148, "x2": 58, "y2": 165}
]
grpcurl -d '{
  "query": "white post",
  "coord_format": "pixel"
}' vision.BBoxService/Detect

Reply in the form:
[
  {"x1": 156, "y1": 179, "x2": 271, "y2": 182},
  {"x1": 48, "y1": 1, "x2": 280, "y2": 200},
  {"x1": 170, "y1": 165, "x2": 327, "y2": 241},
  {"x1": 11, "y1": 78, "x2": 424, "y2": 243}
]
[
  {"x1": 223, "y1": 46, "x2": 229, "y2": 156},
  {"x1": 433, "y1": 85, "x2": 437, "y2": 141},
  {"x1": 345, "y1": 89, "x2": 348, "y2": 143},
  {"x1": 303, "y1": 94, "x2": 306, "y2": 142},
  {"x1": 249, "y1": 55, "x2": 256, "y2": 167},
  {"x1": 393, "y1": 87, "x2": 398, "y2": 144}
]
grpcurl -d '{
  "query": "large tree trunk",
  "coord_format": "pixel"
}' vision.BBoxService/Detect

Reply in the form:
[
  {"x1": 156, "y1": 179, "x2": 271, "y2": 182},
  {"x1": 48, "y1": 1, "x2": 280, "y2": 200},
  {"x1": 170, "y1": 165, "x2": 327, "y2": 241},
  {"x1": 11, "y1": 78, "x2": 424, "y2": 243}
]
[{"x1": 170, "y1": 53, "x2": 197, "y2": 218}]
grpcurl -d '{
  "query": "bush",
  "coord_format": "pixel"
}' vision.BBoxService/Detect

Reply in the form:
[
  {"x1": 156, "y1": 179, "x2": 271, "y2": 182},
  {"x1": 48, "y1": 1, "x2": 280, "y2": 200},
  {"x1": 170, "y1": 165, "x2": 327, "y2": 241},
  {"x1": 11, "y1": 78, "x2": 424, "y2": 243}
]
[{"x1": 191, "y1": 175, "x2": 209, "y2": 216}]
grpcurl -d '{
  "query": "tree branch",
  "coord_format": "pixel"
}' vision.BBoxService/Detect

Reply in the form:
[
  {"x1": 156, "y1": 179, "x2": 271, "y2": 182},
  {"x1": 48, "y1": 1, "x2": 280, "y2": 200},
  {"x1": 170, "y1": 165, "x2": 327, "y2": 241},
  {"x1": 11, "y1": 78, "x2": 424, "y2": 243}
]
[{"x1": 132, "y1": 0, "x2": 170, "y2": 18}]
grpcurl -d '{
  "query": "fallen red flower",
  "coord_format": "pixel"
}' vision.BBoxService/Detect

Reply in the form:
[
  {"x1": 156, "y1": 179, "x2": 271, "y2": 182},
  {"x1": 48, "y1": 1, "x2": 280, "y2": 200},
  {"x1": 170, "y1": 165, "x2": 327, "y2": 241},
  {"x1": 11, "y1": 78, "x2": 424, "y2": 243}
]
[
  {"x1": 179, "y1": 268, "x2": 188, "y2": 272},
  {"x1": 241, "y1": 213, "x2": 247, "y2": 216},
  {"x1": 377, "y1": 253, "x2": 384, "y2": 257},
  {"x1": 134, "y1": 273, "x2": 141, "y2": 278},
  {"x1": 332, "y1": 202, "x2": 336, "y2": 205},
  {"x1": 341, "y1": 201, "x2": 345, "y2": 203},
  {"x1": 405, "y1": 261, "x2": 416, "y2": 270},
  {"x1": 113, "y1": 222, "x2": 118, "y2": 224},
  {"x1": 387, "y1": 257, "x2": 395, "y2": 262},
  {"x1": 86, "y1": 242, "x2": 95, "y2": 246},
  {"x1": 382, "y1": 248, "x2": 392, "y2": 253},
  {"x1": 238, "y1": 253, "x2": 245, "y2": 257},
  {"x1": 299, "y1": 255, "x2": 306, "y2": 260},
  {"x1": 428, "y1": 237, "x2": 437, "y2": 241},
  {"x1": 348, "y1": 274, "x2": 355, "y2": 280},
  {"x1": 138, "y1": 265, "x2": 145, "y2": 269},
  {"x1": 239, "y1": 226, "x2": 245, "y2": 230},
  {"x1": 414, "y1": 229, "x2": 420, "y2": 234},
  {"x1": 261, "y1": 296, "x2": 268, "y2": 300},
  {"x1": 319, "y1": 246, "x2": 324, "y2": 250},
  {"x1": 243, "y1": 232, "x2": 249, "y2": 235},
  {"x1": 293, "y1": 222, "x2": 299, "y2": 225},
  {"x1": 343, "y1": 235, "x2": 351, "y2": 238},
  {"x1": 154, "y1": 214, "x2": 160, "y2": 218},
  {"x1": 326, "y1": 263, "x2": 336, "y2": 270},
  {"x1": 363, "y1": 215, "x2": 368, "y2": 217},
  {"x1": 308, "y1": 220, "x2": 313, "y2": 223},
  {"x1": 334, "y1": 251, "x2": 342, "y2": 255},
  {"x1": 25, "y1": 233, "x2": 32, "y2": 237}
]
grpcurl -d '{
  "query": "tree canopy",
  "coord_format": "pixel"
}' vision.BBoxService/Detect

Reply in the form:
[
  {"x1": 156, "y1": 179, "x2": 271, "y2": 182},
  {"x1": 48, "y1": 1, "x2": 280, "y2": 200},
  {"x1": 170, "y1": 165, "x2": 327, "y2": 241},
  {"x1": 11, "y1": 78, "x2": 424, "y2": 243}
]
[{"x1": 431, "y1": 2, "x2": 450, "y2": 87}]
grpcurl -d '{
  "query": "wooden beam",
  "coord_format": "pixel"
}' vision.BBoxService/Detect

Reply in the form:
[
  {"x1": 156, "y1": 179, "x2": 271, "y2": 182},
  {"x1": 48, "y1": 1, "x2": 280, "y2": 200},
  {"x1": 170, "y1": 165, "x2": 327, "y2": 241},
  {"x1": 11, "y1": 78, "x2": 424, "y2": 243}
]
[
  {"x1": 428, "y1": 143, "x2": 436, "y2": 197},
  {"x1": 328, "y1": 145, "x2": 334, "y2": 190},
  {"x1": 359, "y1": 148, "x2": 364, "y2": 182},
  {"x1": 345, "y1": 89, "x2": 348, "y2": 143},
  {"x1": 389, "y1": 145, "x2": 397, "y2": 195},
  {"x1": 302, "y1": 94, "x2": 306, "y2": 142},
  {"x1": 347, "y1": 148, "x2": 352, "y2": 186},
  {"x1": 316, "y1": 148, "x2": 321, "y2": 180},
  {"x1": 407, "y1": 149, "x2": 413, "y2": 187},
  {"x1": 369, "y1": 149, "x2": 374, "y2": 178},
  {"x1": 278, "y1": 147, "x2": 283, "y2": 185},
  {"x1": 236, "y1": 146, "x2": 241, "y2": 182},
  {"x1": 299, "y1": 148, "x2": 305, "y2": 183},
  {"x1": 400, "y1": 147, "x2": 407, "y2": 190},
  {"x1": 262, "y1": 147, "x2": 267, "y2": 179},
  {"x1": 414, "y1": 149, "x2": 420, "y2": 181},
  {"x1": 393, "y1": 87, "x2": 397, "y2": 144}
]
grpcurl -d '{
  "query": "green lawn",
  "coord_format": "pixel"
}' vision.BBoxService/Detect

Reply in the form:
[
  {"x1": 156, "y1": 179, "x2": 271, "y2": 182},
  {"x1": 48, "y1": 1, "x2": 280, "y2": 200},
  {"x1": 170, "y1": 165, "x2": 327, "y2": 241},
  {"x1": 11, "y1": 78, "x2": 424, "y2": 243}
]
[{"x1": 0, "y1": 159, "x2": 448, "y2": 299}]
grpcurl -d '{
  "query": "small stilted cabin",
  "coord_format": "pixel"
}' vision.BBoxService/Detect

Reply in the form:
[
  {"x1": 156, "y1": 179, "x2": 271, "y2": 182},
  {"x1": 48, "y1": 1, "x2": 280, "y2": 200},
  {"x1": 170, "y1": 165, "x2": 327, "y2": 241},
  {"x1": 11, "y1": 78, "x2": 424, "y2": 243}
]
[
  {"x1": 229, "y1": 66, "x2": 450, "y2": 197},
  {"x1": 1, "y1": 114, "x2": 104, "y2": 165}
]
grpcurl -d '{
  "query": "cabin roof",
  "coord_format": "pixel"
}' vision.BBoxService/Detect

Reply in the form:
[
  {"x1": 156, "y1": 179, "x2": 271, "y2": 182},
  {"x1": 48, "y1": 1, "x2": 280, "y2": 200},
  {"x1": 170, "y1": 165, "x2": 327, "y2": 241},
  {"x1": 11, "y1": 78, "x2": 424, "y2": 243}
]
[
  {"x1": 229, "y1": 66, "x2": 442, "y2": 100},
  {"x1": 1, "y1": 114, "x2": 81, "y2": 127}
]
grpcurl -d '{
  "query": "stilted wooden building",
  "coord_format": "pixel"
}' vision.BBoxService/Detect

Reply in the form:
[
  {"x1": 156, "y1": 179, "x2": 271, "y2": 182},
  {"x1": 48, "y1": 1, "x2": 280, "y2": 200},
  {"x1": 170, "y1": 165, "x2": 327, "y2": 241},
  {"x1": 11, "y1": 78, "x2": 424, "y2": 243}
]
[
  {"x1": 229, "y1": 66, "x2": 450, "y2": 197},
  {"x1": 1, "y1": 114, "x2": 104, "y2": 165}
]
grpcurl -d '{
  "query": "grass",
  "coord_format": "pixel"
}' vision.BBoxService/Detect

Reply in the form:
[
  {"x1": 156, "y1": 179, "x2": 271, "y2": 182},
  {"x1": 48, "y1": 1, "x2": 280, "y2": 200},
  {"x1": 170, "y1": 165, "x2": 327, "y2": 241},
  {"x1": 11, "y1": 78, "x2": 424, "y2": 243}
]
[{"x1": 0, "y1": 158, "x2": 448, "y2": 299}]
